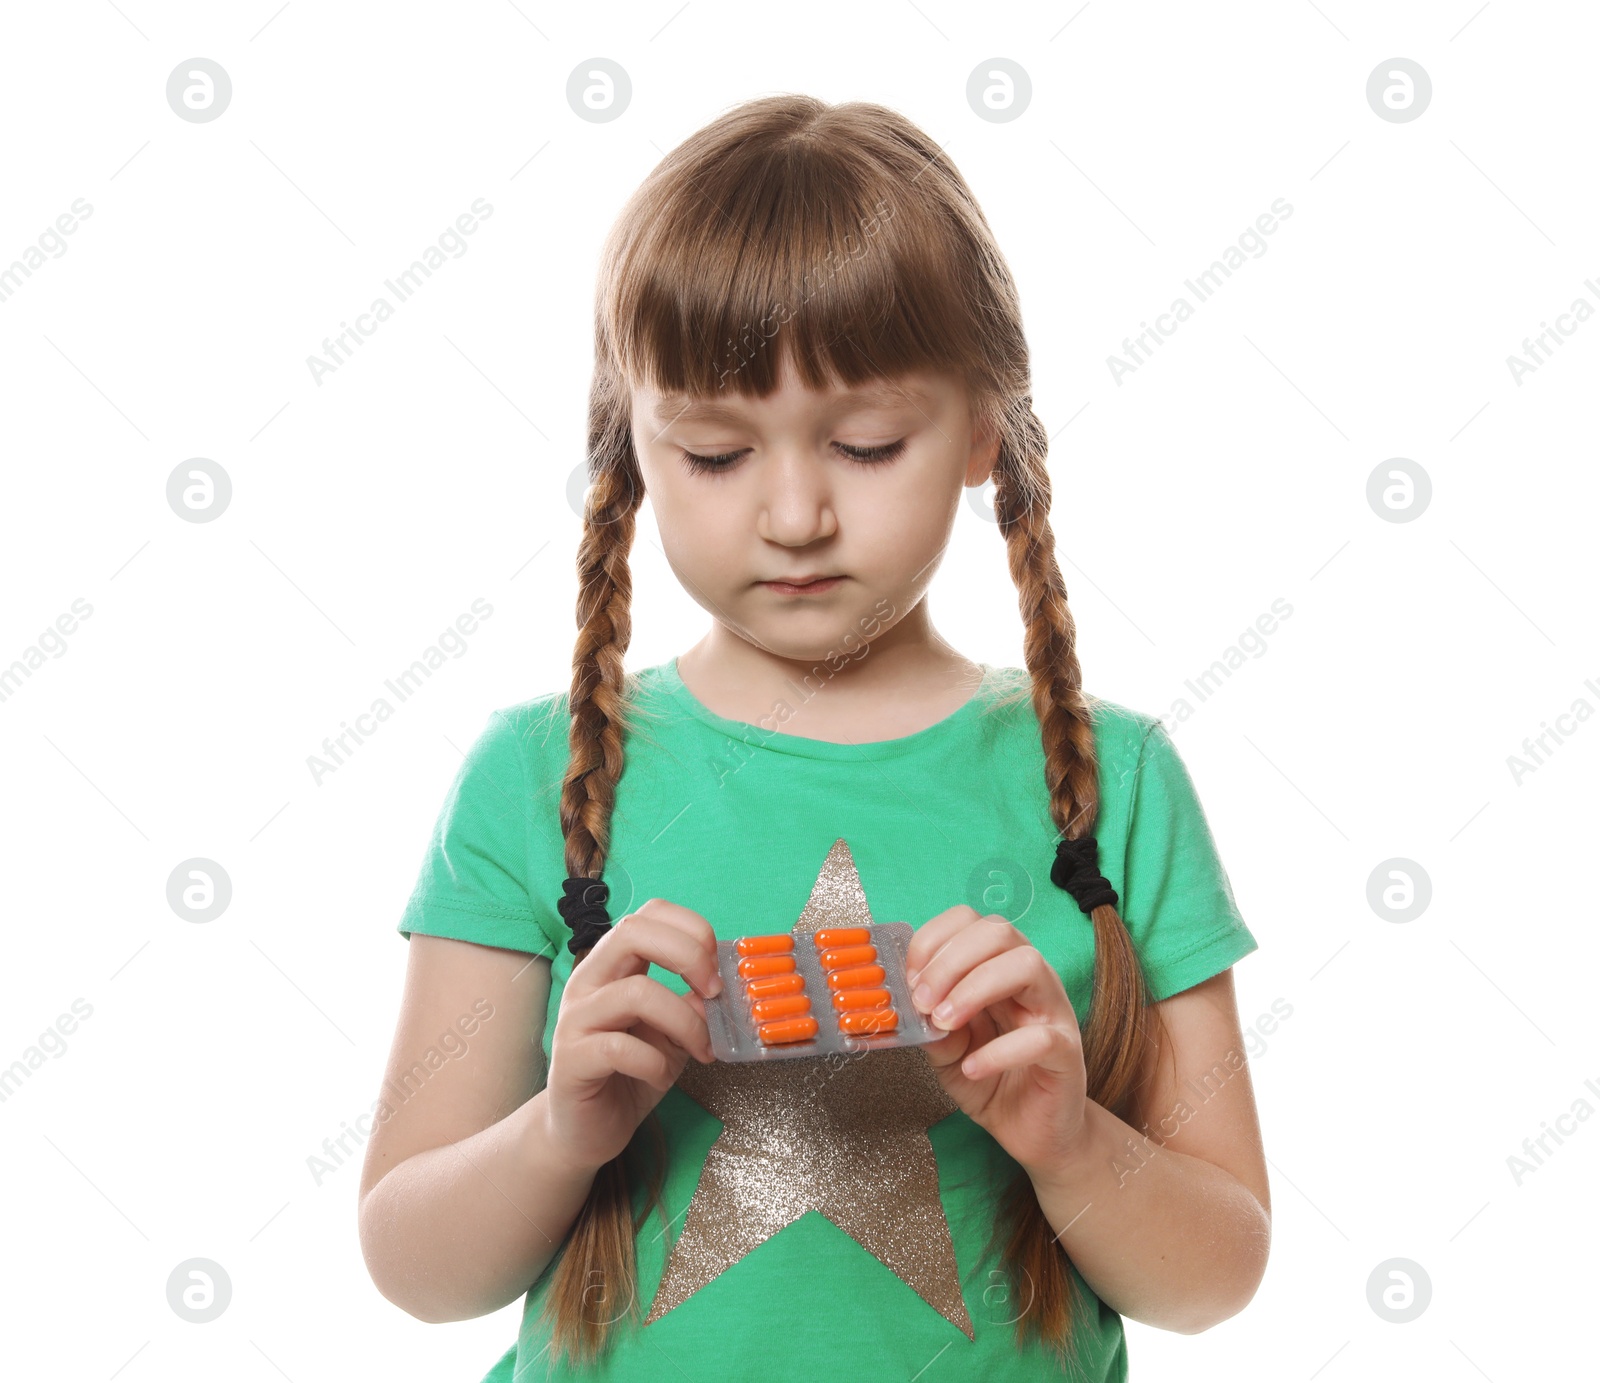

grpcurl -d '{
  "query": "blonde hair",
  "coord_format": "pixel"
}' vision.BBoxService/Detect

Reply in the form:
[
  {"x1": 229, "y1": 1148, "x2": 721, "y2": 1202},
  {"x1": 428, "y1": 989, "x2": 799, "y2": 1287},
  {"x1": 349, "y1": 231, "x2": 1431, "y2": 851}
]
[{"x1": 539, "y1": 93, "x2": 1169, "y2": 1373}]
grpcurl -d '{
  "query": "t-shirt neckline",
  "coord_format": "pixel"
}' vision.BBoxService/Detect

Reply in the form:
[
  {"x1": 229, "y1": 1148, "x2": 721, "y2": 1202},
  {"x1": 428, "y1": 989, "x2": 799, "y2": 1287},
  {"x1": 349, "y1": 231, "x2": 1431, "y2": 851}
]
[{"x1": 654, "y1": 656, "x2": 996, "y2": 761}]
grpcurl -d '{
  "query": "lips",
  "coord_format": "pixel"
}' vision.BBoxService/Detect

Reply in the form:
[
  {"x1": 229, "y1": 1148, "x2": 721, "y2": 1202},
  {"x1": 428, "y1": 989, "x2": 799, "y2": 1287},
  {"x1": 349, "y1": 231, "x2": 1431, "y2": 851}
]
[{"x1": 761, "y1": 575, "x2": 845, "y2": 594}]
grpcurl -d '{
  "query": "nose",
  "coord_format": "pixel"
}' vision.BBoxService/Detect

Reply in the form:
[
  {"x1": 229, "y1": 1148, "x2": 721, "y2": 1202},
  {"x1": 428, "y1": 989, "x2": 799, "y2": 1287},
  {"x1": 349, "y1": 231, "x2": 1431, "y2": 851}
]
[{"x1": 755, "y1": 445, "x2": 838, "y2": 546}]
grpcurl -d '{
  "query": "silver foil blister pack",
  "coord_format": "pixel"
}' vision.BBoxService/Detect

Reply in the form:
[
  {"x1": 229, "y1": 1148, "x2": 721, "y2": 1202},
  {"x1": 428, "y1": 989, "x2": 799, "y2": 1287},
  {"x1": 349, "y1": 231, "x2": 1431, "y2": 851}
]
[{"x1": 702, "y1": 921, "x2": 943, "y2": 1063}]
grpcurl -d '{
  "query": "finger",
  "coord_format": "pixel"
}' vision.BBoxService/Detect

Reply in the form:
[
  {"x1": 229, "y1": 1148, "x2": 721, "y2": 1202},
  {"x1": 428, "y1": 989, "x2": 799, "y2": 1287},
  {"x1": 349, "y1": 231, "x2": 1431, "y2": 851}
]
[
  {"x1": 921, "y1": 999, "x2": 999, "y2": 1077},
  {"x1": 568, "y1": 1028, "x2": 679, "y2": 1091},
  {"x1": 567, "y1": 899, "x2": 722, "y2": 1002},
  {"x1": 919, "y1": 1020, "x2": 973, "y2": 1077},
  {"x1": 628, "y1": 1017, "x2": 698, "y2": 1079},
  {"x1": 966, "y1": 1002, "x2": 1002, "y2": 1051},
  {"x1": 959, "y1": 1023, "x2": 1078, "y2": 1082},
  {"x1": 574, "y1": 972, "x2": 714, "y2": 1063},
  {"x1": 908, "y1": 915, "x2": 1028, "y2": 1016},
  {"x1": 919, "y1": 945, "x2": 1070, "y2": 1034},
  {"x1": 905, "y1": 905, "x2": 981, "y2": 986}
]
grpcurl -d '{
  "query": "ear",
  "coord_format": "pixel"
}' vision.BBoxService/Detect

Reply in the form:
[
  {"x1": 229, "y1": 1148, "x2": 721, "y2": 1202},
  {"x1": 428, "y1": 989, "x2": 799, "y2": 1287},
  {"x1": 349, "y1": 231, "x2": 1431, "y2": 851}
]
[{"x1": 964, "y1": 417, "x2": 1001, "y2": 488}]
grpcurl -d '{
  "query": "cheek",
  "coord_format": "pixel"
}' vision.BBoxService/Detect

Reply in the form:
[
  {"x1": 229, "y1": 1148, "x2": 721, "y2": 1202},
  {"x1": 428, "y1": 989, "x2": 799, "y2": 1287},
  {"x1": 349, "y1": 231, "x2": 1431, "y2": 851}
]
[
  {"x1": 852, "y1": 471, "x2": 955, "y2": 561},
  {"x1": 650, "y1": 479, "x2": 739, "y2": 563}
]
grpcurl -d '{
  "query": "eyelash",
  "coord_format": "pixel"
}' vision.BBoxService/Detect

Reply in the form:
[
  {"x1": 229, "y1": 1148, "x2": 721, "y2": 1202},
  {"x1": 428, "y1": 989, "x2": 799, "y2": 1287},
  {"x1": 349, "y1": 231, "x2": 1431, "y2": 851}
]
[{"x1": 678, "y1": 439, "x2": 908, "y2": 476}]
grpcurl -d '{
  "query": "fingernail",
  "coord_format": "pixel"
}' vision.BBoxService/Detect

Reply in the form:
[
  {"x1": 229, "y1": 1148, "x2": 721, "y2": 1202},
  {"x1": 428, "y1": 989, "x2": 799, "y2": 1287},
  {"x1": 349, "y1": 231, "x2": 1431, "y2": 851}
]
[
  {"x1": 707, "y1": 974, "x2": 724, "y2": 998},
  {"x1": 913, "y1": 983, "x2": 932, "y2": 1010},
  {"x1": 906, "y1": 968, "x2": 921, "y2": 988},
  {"x1": 933, "y1": 1001, "x2": 954, "y2": 1024}
]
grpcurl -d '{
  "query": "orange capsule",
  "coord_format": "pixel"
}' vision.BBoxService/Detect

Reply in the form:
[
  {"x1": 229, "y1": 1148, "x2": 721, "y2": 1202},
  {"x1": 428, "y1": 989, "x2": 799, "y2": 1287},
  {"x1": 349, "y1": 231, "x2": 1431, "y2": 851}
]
[
  {"x1": 814, "y1": 927, "x2": 871, "y2": 949},
  {"x1": 818, "y1": 943, "x2": 877, "y2": 970},
  {"x1": 825, "y1": 962, "x2": 887, "y2": 991},
  {"x1": 735, "y1": 933, "x2": 795, "y2": 956},
  {"x1": 737, "y1": 954, "x2": 796, "y2": 979},
  {"x1": 831, "y1": 986, "x2": 893, "y2": 1011},
  {"x1": 757, "y1": 1015, "x2": 819, "y2": 1045},
  {"x1": 750, "y1": 994, "x2": 811, "y2": 1021},
  {"x1": 744, "y1": 972, "x2": 806, "y2": 998},
  {"x1": 839, "y1": 1006, "x2": 898, "y2": 1035}
]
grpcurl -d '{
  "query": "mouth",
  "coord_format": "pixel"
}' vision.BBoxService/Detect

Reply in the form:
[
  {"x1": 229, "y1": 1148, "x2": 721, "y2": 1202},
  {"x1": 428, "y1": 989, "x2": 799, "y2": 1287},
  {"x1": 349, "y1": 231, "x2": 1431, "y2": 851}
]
[{"x1": 759, "y1": 575, "x2": 846, "y2": 596}]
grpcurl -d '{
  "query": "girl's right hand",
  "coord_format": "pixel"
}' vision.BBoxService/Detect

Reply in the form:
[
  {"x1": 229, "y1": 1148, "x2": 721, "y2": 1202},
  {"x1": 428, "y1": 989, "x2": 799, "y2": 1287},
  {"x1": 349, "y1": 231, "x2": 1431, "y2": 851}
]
[{"x1": 541, "y1": 897, "x2": 722, "y2": 1173}]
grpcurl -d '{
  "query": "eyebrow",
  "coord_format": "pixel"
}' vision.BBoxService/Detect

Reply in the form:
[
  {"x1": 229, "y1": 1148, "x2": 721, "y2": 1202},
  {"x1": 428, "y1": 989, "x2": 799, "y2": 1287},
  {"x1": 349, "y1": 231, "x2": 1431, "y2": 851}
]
[{"x1": 650, "y1": 382, "x2": 929, "y2": 426}]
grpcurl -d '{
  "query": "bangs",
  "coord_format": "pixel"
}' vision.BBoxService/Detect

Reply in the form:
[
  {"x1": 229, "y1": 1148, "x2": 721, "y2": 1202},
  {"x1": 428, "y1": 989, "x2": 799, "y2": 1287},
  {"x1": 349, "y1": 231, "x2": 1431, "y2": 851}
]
[{"x1": 598, "y1": 109, "x2": 996, "y2": 403}]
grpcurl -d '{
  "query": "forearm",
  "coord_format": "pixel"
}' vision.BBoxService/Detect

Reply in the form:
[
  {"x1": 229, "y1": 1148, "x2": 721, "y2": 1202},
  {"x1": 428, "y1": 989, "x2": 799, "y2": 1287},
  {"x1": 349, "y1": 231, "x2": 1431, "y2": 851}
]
[
  {"x1": 360, "y1": 1088, "x2": 596, "y2": 1324},
  {"x1": 1025, "y1": 1098, "x2": 1270, "y2": 1334}
]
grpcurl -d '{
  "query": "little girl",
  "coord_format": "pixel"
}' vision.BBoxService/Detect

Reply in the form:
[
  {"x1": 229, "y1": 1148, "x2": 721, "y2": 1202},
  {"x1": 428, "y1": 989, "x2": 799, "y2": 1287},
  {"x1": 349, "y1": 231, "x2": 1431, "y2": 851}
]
[{"x1": 360, "y1": 95, "x2": 1269, "y2": 1382}]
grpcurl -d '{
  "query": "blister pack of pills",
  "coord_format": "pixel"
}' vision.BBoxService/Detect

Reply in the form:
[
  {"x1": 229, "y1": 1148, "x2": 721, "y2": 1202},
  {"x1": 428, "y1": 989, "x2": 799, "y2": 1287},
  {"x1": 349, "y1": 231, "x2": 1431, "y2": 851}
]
[{"x1": 701, "y1": 922, "x2": 943, "y2": 1062}]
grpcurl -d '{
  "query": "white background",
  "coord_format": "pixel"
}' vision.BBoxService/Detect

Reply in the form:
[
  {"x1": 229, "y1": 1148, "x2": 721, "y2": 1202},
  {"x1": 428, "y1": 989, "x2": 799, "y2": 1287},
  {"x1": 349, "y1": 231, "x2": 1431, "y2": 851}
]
[{"x1": 1, "y1": 1, "x2": 1595, "y2": 1379}]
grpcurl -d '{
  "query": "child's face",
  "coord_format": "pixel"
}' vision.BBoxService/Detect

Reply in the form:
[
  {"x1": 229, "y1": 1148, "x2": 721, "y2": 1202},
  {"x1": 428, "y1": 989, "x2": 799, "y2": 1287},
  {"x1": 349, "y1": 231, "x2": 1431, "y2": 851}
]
[{"x1": 629, "y1": 351, "x2": 1000, "y2": 663}]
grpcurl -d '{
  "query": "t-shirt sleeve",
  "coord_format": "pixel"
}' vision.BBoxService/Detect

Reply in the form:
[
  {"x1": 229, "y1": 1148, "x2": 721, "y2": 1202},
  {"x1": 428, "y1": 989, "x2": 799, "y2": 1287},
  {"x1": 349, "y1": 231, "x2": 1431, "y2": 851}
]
[
  {"x1": 1119, "y1": 718, "x2": 1259, "y2": 1002},
  {"x1": 396, "y1": 710, "x2": 561, "y2": 959}
]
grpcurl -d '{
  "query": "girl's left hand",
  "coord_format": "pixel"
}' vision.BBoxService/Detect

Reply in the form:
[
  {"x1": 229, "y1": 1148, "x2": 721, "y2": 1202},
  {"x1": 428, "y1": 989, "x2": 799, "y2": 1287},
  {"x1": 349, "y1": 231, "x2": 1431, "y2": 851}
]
[{"x1": 903, "y1": 905, "x2": 1090, "y2": 1175}]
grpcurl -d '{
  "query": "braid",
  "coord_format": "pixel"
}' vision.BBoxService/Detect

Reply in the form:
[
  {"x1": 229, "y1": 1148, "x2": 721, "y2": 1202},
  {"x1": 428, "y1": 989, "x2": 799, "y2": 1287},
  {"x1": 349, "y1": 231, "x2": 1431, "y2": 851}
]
[
  {"x1": 537, "y1": 411, "x2": 675, "y2": 1368},
  {"x1": 980, "y1": 398, "x2": 1172, "y2": 1370},
  {"x1": 559, "y1": 460, "x2": 636, "y2": 881}
]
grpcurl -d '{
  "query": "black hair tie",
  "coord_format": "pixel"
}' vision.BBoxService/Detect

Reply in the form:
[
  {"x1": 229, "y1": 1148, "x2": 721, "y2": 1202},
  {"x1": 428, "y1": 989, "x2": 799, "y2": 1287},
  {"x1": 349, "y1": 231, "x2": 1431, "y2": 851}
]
[
  {"x1": 558, "y1": 876, "x2": 613, "y2": 955},
  {"x1": 1051, "y1": 836, "x2": 1118, "y2": 916}
]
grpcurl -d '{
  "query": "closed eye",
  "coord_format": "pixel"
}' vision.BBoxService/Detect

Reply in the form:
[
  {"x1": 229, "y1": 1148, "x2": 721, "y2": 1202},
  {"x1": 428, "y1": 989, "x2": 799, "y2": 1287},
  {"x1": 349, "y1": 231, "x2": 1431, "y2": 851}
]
[{"x1": 679, "y1": 439, "x2": 907, "y2": 476}]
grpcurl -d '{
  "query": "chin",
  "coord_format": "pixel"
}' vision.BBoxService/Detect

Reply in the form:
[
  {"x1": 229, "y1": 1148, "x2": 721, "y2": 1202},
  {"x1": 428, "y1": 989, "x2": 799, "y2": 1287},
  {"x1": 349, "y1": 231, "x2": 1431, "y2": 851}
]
[{"x1": 745, "y1": 620, "x2": 881, "y2": 668}]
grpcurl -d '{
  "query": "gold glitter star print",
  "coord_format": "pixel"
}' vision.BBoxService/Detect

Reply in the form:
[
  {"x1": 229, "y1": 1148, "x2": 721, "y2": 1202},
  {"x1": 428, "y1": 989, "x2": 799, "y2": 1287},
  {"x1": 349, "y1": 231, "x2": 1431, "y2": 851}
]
[{"x1": 644, "y1": 838, "x2": 975, "y2": 1339}]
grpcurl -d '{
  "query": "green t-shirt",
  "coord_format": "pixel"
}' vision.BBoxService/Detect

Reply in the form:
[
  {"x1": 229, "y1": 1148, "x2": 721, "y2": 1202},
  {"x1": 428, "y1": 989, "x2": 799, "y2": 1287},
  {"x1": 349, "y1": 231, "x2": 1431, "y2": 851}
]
[{"x1": 396, "y1": 658, "x2": 1259, "y2": 1382}]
